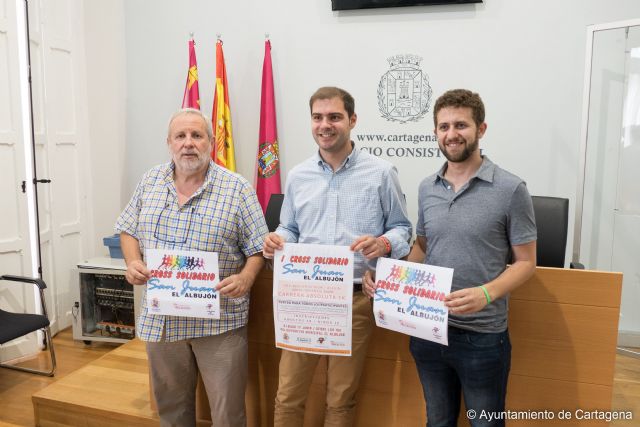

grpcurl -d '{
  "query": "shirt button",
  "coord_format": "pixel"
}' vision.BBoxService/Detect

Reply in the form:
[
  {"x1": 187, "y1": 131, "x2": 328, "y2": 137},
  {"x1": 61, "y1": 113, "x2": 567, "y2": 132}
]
[{"x1": 447, "y1": 186, "x2": 451, "y2": 190}]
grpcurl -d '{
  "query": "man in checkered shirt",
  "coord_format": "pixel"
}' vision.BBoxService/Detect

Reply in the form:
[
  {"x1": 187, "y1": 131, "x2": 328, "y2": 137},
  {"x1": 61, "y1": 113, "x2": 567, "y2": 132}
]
[{"x1": 116, "y1": 108, "x2": 267, "y2": 427}]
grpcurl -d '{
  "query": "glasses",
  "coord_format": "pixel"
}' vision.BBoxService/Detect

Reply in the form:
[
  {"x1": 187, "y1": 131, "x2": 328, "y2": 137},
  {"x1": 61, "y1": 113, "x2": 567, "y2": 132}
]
[{"x1": 153, "y1": 195, "x2": 194, "y2": 244}]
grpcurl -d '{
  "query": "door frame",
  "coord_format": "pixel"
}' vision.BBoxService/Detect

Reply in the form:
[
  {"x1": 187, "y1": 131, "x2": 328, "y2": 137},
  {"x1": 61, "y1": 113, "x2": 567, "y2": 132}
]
[{"x1": 573, "y1": 17, "x2": 640, "y2": 263}]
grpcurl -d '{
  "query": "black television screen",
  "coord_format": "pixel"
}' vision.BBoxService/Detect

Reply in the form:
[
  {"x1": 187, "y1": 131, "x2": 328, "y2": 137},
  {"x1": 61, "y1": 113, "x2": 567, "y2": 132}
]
[{"x1": 332, "y1": 0, "x2": 482, "y2": 11}]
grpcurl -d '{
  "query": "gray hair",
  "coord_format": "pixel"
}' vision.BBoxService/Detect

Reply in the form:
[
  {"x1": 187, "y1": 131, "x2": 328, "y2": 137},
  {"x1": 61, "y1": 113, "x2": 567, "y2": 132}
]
[{"x1": 167, "y1": 108, "x2": 213, "y2": 140}]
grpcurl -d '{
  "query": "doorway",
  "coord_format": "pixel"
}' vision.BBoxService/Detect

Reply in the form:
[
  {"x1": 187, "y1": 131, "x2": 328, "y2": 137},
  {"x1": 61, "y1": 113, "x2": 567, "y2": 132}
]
[{"x1": 575, "y1": 18, "x2": 640, "y2": 357}]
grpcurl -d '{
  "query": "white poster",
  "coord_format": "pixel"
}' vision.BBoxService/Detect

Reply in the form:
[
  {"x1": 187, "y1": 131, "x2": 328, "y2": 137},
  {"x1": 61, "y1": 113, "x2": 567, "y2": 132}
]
[
  {"x1": 145, "y1": 248, "x2": 220, "y2": 319},
  {"x1": 373, "y1": 258, "x2": 453, "y2": 345},
  {"x1": 273, "y1": 243, "x2": 354, "y2": 356}
]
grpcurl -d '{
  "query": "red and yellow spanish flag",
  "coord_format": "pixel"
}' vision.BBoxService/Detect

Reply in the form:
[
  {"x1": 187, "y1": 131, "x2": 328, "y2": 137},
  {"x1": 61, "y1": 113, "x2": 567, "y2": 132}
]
[
  {"x1": 255, "y1": 40, "x2": 281, "y2": 213},
  {"x1": 211, "y1": 39, "x2": 236, "y2": 171},
  {"x1": 181, "y1": 38, "x2": 200, "y2": 109}
]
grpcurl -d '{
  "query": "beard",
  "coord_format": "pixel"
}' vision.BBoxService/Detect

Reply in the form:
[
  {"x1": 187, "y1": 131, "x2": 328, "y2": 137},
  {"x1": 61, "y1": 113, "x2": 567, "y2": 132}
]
[
  {"x1": 440, "y1": 136, "x2": 479, "y2": 163},
  {"x1": 174, "y1": 151, "x2": 209, "y2": 173}
]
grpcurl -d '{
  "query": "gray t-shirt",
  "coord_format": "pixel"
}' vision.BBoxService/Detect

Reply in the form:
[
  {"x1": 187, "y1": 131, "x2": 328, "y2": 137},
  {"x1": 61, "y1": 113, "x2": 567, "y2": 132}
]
[{"x1": 416, "y1": 156, "x2": 537, "y2": 333}]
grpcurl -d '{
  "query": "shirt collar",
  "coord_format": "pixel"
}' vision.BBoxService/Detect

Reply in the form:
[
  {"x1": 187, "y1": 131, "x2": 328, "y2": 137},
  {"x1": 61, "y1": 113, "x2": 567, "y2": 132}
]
[
  {"x1": 434, "y1": 155, "x2": 495, "y2": 184},
  {"x1": 315, "y1": 141, "x2": 358, "y2": 171},
  {"x1": 475, "y1": 156, "x2": 495, "y2": 183},
  {"x1": 164, "y1": 160, "x2": 216, "y2": 201}
]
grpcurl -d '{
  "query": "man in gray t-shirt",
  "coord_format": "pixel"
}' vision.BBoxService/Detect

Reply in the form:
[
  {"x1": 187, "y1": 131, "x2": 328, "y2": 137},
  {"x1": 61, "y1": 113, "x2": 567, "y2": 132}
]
[{"x1": 365, "y1": 89, "x2": 537, "y2": 426}]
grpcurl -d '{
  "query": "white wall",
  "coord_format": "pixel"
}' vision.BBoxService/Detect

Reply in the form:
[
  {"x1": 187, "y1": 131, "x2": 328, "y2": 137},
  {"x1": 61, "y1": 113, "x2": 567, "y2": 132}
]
[
  {"x1": 118, "y1": 0, "x2": 640, "y2": 264},
  {"x1": 83, "y1": 0, "x2": 126, "y2": 257}
]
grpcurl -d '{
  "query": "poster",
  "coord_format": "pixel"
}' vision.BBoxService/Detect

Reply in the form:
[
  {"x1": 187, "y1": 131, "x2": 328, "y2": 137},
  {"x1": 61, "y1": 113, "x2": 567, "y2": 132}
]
[
  {"x1": 373, "y1": 257, "x2": 453, "y2": 345},
  {"x1": 273, "y1": 243, "x2": 354, "y2": 355},
  {"x1": 145, "y1": 248, "x2": 220, "y2": 319}
]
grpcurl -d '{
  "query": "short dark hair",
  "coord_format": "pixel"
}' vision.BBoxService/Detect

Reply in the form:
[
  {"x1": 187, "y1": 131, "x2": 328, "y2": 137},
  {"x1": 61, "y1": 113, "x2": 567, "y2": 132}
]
[
  {"x1": 309, "y1": 87, "x2": 355, "y2": 117},
  {"x1": 433, "y1": 89, "x2": 485, "y2": 127}
]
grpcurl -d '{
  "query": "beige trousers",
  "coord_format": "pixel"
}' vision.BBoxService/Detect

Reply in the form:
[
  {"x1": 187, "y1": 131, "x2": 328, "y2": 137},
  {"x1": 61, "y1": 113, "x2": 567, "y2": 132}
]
[
  {"x1": 274, "y1": 293, "x2": 374, "y2": 427},
  {"x1": 146, "y1": 326, "x2": 248, "y2": 427}
]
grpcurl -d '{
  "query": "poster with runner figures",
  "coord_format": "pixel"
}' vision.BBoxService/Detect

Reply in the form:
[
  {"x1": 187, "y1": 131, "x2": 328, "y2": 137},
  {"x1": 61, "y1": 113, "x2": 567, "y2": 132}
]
[
  {"x1": 145, "y1": 248, "x2": 220, "y2": 319},
  {"x1": 273, "y1": 243, "x2": 354, "y2": 356},
  {"x1": 373, "y1": 257, "x2": 453, "y2": 345}
]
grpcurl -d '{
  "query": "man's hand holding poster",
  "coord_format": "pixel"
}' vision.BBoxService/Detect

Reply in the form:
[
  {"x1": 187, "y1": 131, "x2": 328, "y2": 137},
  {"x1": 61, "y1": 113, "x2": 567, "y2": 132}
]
[
  {"x1": 145, "y1": 248, "x2": 220, "y2": 319},
  {"x1": 273, "y1": 243, "x2": 353, "y2": 356},
  {"x1": 373, "y1": 258, "x2": 453, "y2": 345}
]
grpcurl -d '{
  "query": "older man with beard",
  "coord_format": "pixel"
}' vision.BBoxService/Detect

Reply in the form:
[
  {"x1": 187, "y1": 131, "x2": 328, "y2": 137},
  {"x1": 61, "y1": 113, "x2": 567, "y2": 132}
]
[
  {"x1": 365, "y1": 89, "x2": 537, "y2": 427},
  {"x1": 116, "y1": 108, "x2": 267, "y2": 427}
]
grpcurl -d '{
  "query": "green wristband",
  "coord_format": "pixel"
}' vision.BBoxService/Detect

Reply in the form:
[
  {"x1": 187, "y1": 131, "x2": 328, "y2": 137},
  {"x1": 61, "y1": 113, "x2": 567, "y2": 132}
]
[{"x1": 480, "y1": 285, "x2": 492, "y2": 304}]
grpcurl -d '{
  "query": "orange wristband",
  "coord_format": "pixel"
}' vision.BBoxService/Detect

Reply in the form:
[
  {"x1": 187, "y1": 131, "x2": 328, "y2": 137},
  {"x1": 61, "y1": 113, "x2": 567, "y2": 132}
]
[{"x1": 378, "y1": 236, "x2": 391, "y2": 255}]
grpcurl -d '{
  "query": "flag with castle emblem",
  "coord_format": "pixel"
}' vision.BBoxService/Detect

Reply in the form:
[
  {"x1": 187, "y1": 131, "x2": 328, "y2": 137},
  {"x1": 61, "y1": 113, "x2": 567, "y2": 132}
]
[
  {"x1": 182, "y1": 38, "x2": 200, "y2": 109},
  {"x1": 212, "y1": 39, "x2": 236, "y2": 171},
  {"x1": 255, "y1": 39, "x2": 281, "y2": 213}
]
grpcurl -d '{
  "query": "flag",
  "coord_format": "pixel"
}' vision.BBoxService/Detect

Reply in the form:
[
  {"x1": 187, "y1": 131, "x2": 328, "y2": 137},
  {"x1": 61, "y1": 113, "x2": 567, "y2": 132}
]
[
  {"x1": 212, "y1": 39, "x2": 236, "y2": 171},
  {"x1": 255, "y1": 40, "x2": 281, "y2": 213},
  {"x1": 182, "y1": 38, "x2": 200, "y2": 109}
]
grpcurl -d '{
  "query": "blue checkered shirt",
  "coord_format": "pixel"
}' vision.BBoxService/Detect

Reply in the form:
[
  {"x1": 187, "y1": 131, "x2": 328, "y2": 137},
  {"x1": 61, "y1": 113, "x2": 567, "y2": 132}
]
[
  {"x1": 115, "y1": 161, "x2": 268, "y2": 342},
  {"x1": 276, "y1": 144, "x2": 412, "y2": 280}
]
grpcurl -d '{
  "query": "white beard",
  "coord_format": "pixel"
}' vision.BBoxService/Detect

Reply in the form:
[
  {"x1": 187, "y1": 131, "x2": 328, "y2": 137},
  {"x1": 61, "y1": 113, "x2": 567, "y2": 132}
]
[{"x1": 174, "y1": 152, "x2": 209, "y2": 173}]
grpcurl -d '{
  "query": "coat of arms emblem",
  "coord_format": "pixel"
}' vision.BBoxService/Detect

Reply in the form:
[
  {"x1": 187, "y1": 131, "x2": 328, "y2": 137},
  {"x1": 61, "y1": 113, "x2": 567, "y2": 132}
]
[
  {"x1": 378, "y1": 54, "x2": 432, "y2": 123},
  {"x1": 257, "y1": 142, "x2": 279, "y2": 179}
]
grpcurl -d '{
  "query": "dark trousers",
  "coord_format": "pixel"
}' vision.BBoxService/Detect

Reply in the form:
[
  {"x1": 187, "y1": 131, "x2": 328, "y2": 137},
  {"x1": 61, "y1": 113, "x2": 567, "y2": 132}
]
[{"x1": 410, "y1": 327, "x2": 511, "y2": 427}]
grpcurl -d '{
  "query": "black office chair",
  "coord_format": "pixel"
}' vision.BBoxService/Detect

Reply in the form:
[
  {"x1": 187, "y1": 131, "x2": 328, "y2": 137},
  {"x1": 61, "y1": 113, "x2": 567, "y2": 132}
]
[
  {"x1": 0, "y1": 275, "x2": 57, "y2": 376},
  {"x1": 531, "y1": 196, "x2": 568, "y2": 268},
  {"x1": 265, "y1": 193, "x2": 284, "y2": 232},
  {"x1": 530, "y1": 196, "x2": 584, "y2": 269}
]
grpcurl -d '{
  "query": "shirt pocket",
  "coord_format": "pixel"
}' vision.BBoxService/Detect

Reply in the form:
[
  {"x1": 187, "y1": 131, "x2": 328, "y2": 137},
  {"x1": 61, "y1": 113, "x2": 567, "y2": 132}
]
[
  {"x1": 138, "y1": 200, "x2": 168, "y2": 240},
  {"x1": 190, "y1": 208, "x2": 239, "y2": 252}
]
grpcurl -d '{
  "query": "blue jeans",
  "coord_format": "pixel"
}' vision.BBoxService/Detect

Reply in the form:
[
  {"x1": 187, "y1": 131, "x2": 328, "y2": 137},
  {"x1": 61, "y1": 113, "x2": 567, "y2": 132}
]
[{"x1": 409, "y1": 327, "x2": 511, "y2": 427}]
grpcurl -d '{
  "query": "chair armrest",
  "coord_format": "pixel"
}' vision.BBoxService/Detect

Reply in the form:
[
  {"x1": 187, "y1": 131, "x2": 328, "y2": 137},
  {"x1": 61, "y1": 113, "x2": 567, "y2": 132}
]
[{"x1": 0, "y1": 274, "x2": 47, "y2": 290}]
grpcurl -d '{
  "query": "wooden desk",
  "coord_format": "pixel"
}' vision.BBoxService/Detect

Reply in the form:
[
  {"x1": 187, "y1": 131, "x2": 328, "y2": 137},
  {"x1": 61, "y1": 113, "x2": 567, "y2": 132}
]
[
  {"x1": 244, "y1": 267, "x2": 622, "y2": 426},
  {"x1": 33, "y1": 267, "x2": 622, "y2": 426}
]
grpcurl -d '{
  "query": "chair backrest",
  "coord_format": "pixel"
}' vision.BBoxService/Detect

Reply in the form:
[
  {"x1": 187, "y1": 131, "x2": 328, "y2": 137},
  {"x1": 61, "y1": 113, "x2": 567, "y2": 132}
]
[
  {"x1": 265, "y1": 193, "x2": 284, "y2": 233},
  {"x1": 0, "y1": 274, "x2": 56, "y2": 375},
  {"x1": 531, "y1": 196, "x2": 569, "y2": 268}
]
